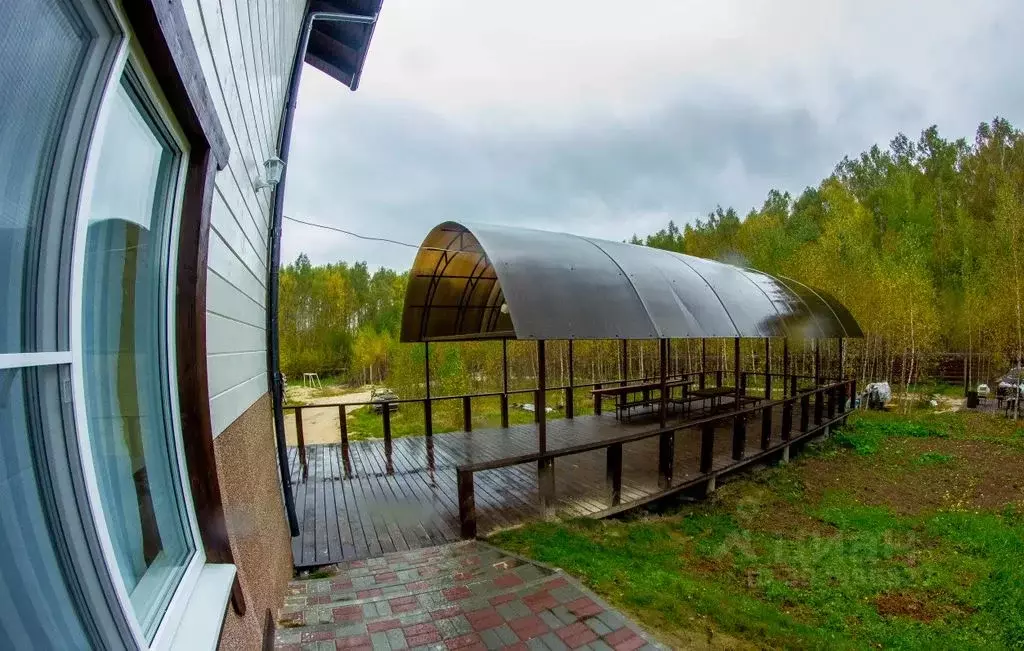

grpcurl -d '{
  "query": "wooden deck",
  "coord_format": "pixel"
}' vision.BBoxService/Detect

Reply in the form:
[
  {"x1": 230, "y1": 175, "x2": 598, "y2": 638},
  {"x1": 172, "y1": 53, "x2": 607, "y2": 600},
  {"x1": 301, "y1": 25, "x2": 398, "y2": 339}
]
[{"x1": 287, "y1": 398, "x2": 824, "y2": 568}]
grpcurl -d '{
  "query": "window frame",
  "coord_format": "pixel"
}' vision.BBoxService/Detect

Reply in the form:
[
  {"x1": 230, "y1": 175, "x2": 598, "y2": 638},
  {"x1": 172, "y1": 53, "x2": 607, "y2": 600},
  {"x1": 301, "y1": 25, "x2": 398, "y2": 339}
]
[
  {"x1": 3, "y1": 0, "x2": 240, "y2": 645},
  {"x1": 67, "y1": 6, "x2": 208, "y2": 648}
]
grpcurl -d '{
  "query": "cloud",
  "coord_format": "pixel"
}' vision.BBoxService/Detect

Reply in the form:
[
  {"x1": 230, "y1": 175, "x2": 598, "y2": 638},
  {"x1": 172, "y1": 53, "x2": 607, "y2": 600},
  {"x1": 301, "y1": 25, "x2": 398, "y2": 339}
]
[{"x1": 282, "y1": 0, "x2": 1024, "y2": 270}]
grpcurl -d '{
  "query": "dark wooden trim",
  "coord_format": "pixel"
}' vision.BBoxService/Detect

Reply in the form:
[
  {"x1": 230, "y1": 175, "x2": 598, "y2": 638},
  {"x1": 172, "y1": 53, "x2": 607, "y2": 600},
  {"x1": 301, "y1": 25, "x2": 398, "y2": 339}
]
[
  {"x1": 130, "y1": 0, "x2": 240, "y2": 615},
  {"x1": 123, "y1": 0, "x2": 230, "y2": 168},
  {"x1": 174, "y1": 150, "x2": 244, "y2": 615}
]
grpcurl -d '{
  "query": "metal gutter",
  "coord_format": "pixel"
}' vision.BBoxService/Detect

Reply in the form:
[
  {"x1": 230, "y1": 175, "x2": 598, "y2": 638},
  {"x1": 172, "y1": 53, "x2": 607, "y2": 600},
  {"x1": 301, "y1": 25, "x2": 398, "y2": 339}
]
[{"x1": 268, "y1": 9, "x2": 379, "y2": 537}]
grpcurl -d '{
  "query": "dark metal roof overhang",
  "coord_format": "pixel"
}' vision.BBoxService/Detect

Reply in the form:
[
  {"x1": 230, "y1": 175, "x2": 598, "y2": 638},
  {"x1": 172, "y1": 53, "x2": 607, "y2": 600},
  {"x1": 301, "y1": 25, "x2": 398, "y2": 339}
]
[
  {"x1": 401, "y1": 221, "x2": 864, "y2": 343},
  {"x1": 305, "y1": 0, "x2": 383, "y2": 90}
]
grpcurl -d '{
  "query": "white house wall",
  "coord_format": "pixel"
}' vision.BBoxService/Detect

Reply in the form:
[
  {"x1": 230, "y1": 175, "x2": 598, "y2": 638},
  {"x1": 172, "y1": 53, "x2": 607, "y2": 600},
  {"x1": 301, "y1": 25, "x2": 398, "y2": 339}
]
[{"x1": 180, "y1": 0, "x2": 306, "y2": 437}]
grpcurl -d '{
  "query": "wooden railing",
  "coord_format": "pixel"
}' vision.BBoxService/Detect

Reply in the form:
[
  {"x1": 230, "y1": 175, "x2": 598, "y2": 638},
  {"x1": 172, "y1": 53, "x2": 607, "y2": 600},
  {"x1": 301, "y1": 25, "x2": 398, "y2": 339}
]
[
  {"x1": 454, "y1": 378, "x2": 856, "y2": 538},
  {"x1": 284, "y1": 371, "x2": 700, "y2": 475},
  {"x1": 282, "y1": 370, "x2": 846, "y2": 480}
]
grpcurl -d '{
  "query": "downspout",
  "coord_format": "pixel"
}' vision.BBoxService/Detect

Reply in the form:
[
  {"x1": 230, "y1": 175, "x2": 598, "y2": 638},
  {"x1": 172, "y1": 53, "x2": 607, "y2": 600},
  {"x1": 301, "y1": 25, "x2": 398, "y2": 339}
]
[{"x1": 269, "y1": 10, "x2": 379, "y2": 536}]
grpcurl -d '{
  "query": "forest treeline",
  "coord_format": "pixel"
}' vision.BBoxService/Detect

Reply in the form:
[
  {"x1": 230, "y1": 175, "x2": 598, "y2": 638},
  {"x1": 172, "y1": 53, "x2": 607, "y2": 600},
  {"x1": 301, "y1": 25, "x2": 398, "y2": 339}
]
[{"x1": 279, "y1": 118, "x2": 1024, "y2": 395}]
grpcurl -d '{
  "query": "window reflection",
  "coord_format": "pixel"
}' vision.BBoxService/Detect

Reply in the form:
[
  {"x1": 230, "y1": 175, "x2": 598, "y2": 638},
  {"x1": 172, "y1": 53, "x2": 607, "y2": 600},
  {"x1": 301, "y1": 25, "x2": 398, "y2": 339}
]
[{"x1": 81, "y1": 78, "x2": 192, "y2": 638}]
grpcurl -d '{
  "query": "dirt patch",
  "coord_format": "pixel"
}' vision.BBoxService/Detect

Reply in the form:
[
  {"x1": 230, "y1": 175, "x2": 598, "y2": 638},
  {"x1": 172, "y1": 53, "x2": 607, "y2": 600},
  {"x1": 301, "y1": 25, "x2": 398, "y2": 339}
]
[
  {"x1": 284, "y1": 390, "x2": 374, "y2": 445},
  {"x1": 800, "y1": 437, "x2": 1024, "y2": 515},
  {"x1": 873, "y1": 591, "x2": 973, "y2": 622},
  {"x1": 746, "y1": 501, "x2": 841, "y2": 539}
]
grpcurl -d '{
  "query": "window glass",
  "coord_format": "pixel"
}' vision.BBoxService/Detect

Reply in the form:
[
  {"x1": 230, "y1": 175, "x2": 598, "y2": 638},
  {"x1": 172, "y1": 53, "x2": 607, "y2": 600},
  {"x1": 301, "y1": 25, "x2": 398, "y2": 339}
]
[
  {"x1": 0, "y1": 0, "x2": 88, "y2": 353},
  {"x1": 0, "y1": 367, "x2": 91, "y2": 648},
  {"x1": 81, "y1": 79, "x2": 193, "y2": 639}
]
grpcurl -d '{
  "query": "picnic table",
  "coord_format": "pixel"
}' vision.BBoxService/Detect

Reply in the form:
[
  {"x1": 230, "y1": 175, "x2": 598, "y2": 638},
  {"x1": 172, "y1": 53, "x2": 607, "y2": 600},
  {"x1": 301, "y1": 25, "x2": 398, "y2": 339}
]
[
  {"x1": 689, "y1": 386, "x2": 763, "y2": 413},
  {"x1": 591, "y1": 378, "x2": 693, "y2": 421}
]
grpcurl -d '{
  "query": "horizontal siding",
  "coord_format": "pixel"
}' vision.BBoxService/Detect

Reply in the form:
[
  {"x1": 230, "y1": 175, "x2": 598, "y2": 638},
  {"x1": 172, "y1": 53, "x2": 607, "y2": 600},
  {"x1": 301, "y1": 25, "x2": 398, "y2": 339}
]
[
  {"x1": 181, "y1": 0, "x2": 305, "y2": 435},
  {"x1": 209, "y1": 373, "x2": 269, "y2": 436},
  {"x1": 208, "y1": 228, "x2": 265, "y2": 306},
  {"x1": 208, "y1": 351, "x2": 267, "y2": 398},
  {"x1": 207, "y1": 271, "x2": 265, "y2": 329},
  {"x1": 206, "y1": 312, "x2": 266, "y2": 355}
]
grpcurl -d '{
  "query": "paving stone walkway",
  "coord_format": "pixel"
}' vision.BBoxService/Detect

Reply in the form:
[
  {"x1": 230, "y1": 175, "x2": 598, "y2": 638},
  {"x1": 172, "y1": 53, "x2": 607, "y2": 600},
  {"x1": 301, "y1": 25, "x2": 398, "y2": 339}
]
[{"x1": 275, "y1": 541, "x2": 666, "y2": 650}]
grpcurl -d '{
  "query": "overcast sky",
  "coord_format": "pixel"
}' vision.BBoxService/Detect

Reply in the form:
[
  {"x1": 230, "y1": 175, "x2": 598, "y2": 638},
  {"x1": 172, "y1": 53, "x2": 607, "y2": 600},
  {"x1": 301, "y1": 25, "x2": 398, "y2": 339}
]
[{"x1": 282, "y1": 0, "x2": 1023, "y2": 271}]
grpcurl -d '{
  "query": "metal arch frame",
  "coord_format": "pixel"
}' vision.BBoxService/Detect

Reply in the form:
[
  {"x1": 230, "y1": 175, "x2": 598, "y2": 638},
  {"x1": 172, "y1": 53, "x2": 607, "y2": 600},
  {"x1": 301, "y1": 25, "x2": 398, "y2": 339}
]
[{"x1": 417, "y1": 229, "x2": 485, "y2": 340}]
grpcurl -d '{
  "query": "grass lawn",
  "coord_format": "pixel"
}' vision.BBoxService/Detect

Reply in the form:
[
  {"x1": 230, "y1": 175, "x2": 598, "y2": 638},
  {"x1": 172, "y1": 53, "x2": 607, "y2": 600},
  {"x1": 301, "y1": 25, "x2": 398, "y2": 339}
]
[{"x1": 490, "y1": 409, "x2": 1024, "y2": 650}]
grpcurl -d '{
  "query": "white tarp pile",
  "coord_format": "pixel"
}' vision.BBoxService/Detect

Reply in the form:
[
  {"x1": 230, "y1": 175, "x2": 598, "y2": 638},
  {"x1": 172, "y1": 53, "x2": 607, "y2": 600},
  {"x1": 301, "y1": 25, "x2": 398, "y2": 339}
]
[{"x1": 862, "y1": 381, "x2": 891, "y2": 410}]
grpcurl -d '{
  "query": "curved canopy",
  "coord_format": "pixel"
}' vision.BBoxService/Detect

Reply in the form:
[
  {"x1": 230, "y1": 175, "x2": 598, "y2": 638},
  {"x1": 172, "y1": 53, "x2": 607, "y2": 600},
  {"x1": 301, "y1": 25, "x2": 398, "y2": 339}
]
[{"x1": 401, "y1": 221, "x2": 863, "y2": 342}]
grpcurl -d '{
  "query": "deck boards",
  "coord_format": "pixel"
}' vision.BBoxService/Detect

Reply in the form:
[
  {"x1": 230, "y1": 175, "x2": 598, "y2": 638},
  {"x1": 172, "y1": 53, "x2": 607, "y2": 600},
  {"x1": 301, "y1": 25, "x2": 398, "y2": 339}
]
[{"x1": 289, "y1": 398, "x2": 821, "y2": 568}]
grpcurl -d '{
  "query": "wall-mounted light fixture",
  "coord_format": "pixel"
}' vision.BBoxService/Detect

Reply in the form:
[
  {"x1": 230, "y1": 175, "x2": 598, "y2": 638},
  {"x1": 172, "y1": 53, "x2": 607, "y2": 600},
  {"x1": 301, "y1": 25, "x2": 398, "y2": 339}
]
[{"x1": 255, "y1": 156, "x2": 285, "y2": 190}]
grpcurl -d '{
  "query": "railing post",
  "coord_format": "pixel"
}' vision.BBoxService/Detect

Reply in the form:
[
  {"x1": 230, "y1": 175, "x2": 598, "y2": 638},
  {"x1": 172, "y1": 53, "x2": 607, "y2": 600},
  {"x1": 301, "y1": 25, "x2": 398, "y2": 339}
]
[
  {"x1": 606, "y1": 443, "x2": 622, "y2": 506},
  {"x1": 457, "y1": 469, "x2": 477, "y2": 539},
  {"x1": 814, "y1": 389, "x2": 823, "y2": 425},
  {"x1": 538, "y1": 458, "x2": 556, "y2": 518},
  {"x1": 463, "y1": 395, "x2": 472, "y2": 432},
  {"x1": 295, "y1": 407, "x2": 307, "y2": 481},
  {"x1": 565, "y1": 387, "x2": 574, "y2": 419},
  {"x1": 338, "y1": 404, "x2": 350, "y2": 471},
  {"x1": 800, "y1": 394, "x2": 810, "y2": 432},
  {"x1": 827, "y1": 386, "x2": 836, "y2": 419},
  {"x1": 782, "y1": 399, "x2": 793, "y2": 441},
  {"x1": 716, "y1": 369, "x2": 723, "y2": 387},
  {"x1": 658, "y1": 431, "x2": 674, "y2": 489},
  {"x1": 790, "y1": 373, "x2": 797, "y2": 397},
  {"x1": 837, "y1": 382, "x2": 847, "y2": 414},
  {"x1": 740, "y1": 372, "x2": 747, "y2": 395},
  {"x1": 383, "y1": 404, "x2": 393, "y2": 472},
  {"x1": 500, "y1": 394, "x2": 509, "y2": 428},
  {"x1": 424, "y1": 398, "x2": 433, "y2": 437},
  {"x1": 594, "y1": 382, "x2": 602, "y2": 415},
  {"x1": 534, "y1": 389, "x2": 542, "y2": 424},
  {"x1": 850, "y1": 379, "x2": 857, "y2": 412},
  {"x1": 732, "y1": 413, "x2": 746, "y2": 460},
  {"x1": 700, "y1": 422, "x2": 715, "y2": 473},
  {"x1": 760, "y1": 405, "x2": 772, "y2": 450}
]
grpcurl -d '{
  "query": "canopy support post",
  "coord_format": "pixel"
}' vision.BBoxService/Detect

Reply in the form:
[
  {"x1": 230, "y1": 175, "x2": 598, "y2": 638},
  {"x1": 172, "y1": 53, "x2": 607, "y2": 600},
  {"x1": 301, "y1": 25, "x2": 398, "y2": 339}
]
[
  {"x1": 620, "y1": 339, "x2": 629, "y2": 414},
  {"x1": 424, "y1": 342, "x2": 432, "y2": 437},
  {"x1": 537, "y1": 338, "x2": 554, "y2": 515},
  {"x1": 537, "y1": 339, "x2": 546, "y2": 452},
  {"x1": 764, "y1": 337, "x2": 772, "y2": 400},
  {"x1": 620, "y1": 339, "x2": 628, "y2": 384},
  {"x1": 659, "y1": 338, "x2": 668, "y2": 427},
  {"x1": 783, "y1": 338, "x2": 791, "y2": 397},
  {"x1": 700, "y1": 338, "x2": 707, "y2": 389},
  {"x1": 567, "y1": 340, "x2": 575, "y2": 419},
  {"x1": 501, "y1": 338, "x2": 509, "y2": 428},
  {"x1": 658, "y1": 337, "x2": 673, "y2": 487},
  {"x1": 838, "y1": 336, "x2": 846, "y2": 380},
  {"x1": 814, "y1": 339, "x2": 821, "y2": 386},
  {"x1": 734, "y1": 337, "x2": 741, "y2": 403}
]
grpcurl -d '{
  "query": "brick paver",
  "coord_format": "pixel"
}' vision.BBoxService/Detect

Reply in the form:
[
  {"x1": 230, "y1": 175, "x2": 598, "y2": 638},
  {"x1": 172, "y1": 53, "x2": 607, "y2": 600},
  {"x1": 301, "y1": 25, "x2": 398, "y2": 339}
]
[{"x1": 275, "y1": 541, "x2": 664, "y2": 650}]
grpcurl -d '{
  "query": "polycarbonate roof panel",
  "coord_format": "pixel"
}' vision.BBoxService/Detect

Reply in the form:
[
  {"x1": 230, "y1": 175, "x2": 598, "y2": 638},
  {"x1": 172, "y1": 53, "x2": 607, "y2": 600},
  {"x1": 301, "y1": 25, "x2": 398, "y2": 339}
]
[
  {"x1": 471, "y1": 223, "x2": 658, "y2": 339},
  {"x1": 400, "y1": 221, "x2": 863, "y2": 342},
  {"x1": 582, "y1": 239, "x2": 736, "y2": 337}
]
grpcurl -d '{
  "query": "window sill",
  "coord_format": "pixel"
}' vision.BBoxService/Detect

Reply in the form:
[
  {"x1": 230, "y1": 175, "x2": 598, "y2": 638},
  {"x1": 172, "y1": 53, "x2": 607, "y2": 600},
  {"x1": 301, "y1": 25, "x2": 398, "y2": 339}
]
[{"x1": 169, "y1": 564, "x2": 237, "y2": 651}]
